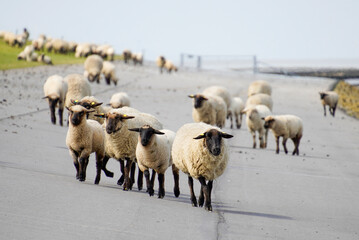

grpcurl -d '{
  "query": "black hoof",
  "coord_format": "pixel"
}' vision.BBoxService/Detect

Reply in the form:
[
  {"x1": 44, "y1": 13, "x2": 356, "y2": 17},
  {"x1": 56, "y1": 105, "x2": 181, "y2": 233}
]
[
  {"x1": 148, "y1": 188, "x2": 154, "y2": 196},
  {"x1": 174, "y1": 188, "x2": 180, "y2": 197},
  {"x1": 205, "y1": 205, "x2": 213, "y2": 212},
  {"x1": 198, "y1": 197, "x2": 204, "y2": 207},
  {"x1": 117, "y1": 175, "x2": 124, "y2": 185}
]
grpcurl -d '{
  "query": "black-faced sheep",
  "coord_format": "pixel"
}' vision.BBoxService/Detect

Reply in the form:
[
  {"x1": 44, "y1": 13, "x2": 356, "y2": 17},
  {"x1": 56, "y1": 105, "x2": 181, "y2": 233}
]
[
  {"x1": 156, "y1": 56, "x2": 166, "y2": 73},
  {"x1": 319, "y1": 91, "x2": 339, "y2": 117}
]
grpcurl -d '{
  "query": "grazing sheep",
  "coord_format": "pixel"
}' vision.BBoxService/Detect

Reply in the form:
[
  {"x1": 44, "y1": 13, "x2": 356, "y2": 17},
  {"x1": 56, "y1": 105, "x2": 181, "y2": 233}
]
[
  {"x1": 17, "y1": 45, "x2": 34, "y2": 61},
  {"x1": 52, "y1": 39, "x2": 69, "y2": 54},
  {"x1": 242, "y1": 105, "x2": 271, "y2": 148},
  {"x1": 66, "y1": 105, "x2": 105, "y2": 184},
  {"x1": 64, "y1": 74, "x2": 91, "y2": 109},
  {"x1": 164, "y1": 60, "x2": 177, "y2": 73},
  {"x1": 68, "y1": 41, "x2": 78, "y2": 52},
  {"x1": 84, "y1": 55, "x2": 103, "y2": 83},
  {"x1": 264, "y1": 115, "x2": 303, "y2": 155},
  {"x1": 4, "y1": 32, "x2": 17, "y2": 46},
  {"x1": 227, "y1": 97, "x2": 245, "y2": 129},
  {"x1": 43, "y1": 75, "x2": 68, "y2": 126},
  {"x1": 319, "y1": 91, "x2": 339, "y2": 117},
  {"x1": 73, "y1": 96, "x2": 107, "y2": 124},
  {"x1": 156, "y1": 56, "x2": 166, "y2": 73},
  {"x1": 101, "y1": 61, "x2": 118, "y2": 85},
  {"x1": 32, "y1": 34, "x2": 46, "y2": 51},
  {"x1": 248, "y1": 80, "x2": 272, "y2": 96},
  {"x1": 109, "y1": 92, "x2": 130, "y2": 108},
  {"x1": 38, "y1": 54, "x2": 53, "y2": 65},
  {"x1": 45, "y1": 39, "x2": 53, "y2": 52},
  {"x1": 188, "y1": 94, "x2": 227, "y2": 128},
  {"x1": 96, "y1": 108, "x2": 163, "y2": 191},
  {"x1": 129, "y1": 125, "x2": 179, "y2": 198},
  {"x1": 172, "y1": 122, "x2": 233, "y2": 211},
  {"x1": 96, "y1": 44, "x2": 115, "y2": 60},
  {"x1": 246, "y1": 93, "x2": 273, "y2": 111},
  {"x1": 122, "y1": 49, "x2": 132, "y2": 64},
  {"x1": 132, "y1": 53, "x2": 143, "y2": 65}
]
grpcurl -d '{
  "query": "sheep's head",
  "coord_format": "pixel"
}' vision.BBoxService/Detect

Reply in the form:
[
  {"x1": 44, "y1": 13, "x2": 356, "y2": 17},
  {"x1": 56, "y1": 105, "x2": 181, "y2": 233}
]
[
  {"x1": 66, "y1": 105, "x2": 94, "y2": 126},
  {"x1": 263, "y1": 116, "x2": 275, "y2": 129},
  {"x1": 88, "y1": 73, "x2": 100, "y2": 83},
  {"x1": 128, "y1": 125, "x2": 164, "y2": 147},
  {"x1": 95, "y1": 112, "x2": 134, "y2": 134},
  {"x1": 72, "y1": 99, "x2": 103, "y2": 110},
  {"x1": 319, "y1": 91, "x2": 328, "y2": 99},
  {"x1": 193, "y1": 129, "x2": 233, "y2": 156},
  {"x1": 188, "y1": 94, "x2": 208, "y2": 109}
]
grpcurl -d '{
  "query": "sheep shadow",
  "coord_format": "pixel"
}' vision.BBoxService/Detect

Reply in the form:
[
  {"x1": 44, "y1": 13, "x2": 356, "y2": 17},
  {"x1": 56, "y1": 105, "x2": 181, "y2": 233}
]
[{"x1": 215, "y1": 206, "x2": 293, "y2": 220}]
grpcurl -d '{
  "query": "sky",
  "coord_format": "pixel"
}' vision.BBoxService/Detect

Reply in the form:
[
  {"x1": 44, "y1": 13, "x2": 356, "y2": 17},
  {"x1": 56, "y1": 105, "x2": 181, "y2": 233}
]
[{"x1": 1, "y1": 0, "x2": 359, "y2": 64}]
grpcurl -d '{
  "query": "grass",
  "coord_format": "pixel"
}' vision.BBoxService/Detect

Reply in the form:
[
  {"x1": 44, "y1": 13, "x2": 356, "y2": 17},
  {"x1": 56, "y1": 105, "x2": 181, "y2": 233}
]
[{"x1": 0, "y1": 39, "x2": 85, "y2": 70}]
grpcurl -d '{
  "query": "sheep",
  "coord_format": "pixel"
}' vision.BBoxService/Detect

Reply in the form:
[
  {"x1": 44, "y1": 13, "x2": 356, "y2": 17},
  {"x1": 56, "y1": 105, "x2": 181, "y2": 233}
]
[
  {"x1": 64, "y1": 74, "x2": 91, "y2": 109},
  {"x1": 156, "y1": 56, "x2": 166, "y2": 73},
  {"x1": 68, "y1": 41, "x2": 78, "y2": 52},
  {"x1": 109, "y1": 92, "x2": 130, "y2": 108},
  {"x1": 66, "y1": 105, "x2": 105, "y2": 184},
  {"x1": 75, "y1": 43, "x2": 95, "y2": 58},
  {"x1": 4, "y1": 32, "x2": 17, "y2": 46},
  {"x1": 72, "y1": 96, "x2": 107, "y2": 124},
  {"x1": 128, "y1": 125, "x2": 179, "y2": 198},
  {"x1": 95, "y1": 108, "x2": 163, "y2": 191},
  {"x1": 248, "y1": 80, "x2": 272, "y2": 97},
  {"x1": 17, "y1": 45, "x2": 34, "y2": 61},
  {"x1": 264, "y1": 115, "x2": 303, "y2": 155},
  {"x1": 101, "y1": 61, "x2": 118, "y2": 85},
  {"x1": 319, "y1": 91, "x2": 339, "y2": 117},
  {"x1": 52, "y1": 39, "x2": 69, "y2": 54},
  {"x1": 84, "y1": 54, "x2": 103, "y2": 83},
  {"x1": 32, "y1": 34, "x2": 46, "y2": 51},
  {"x1": 246, "y1": 93, "x2": 273, "y2": 111},
  {"x1": 188, "y1": 94, "x2": 227, "y2": 128},
  {"x1": 132, "y1": 53, "x2": 143, "y2": 65},
  {"x1": 29, "y1": 52, "x2": 38, "y2": 62},
  {"x1": 38, "y1": 54, "x2": 53, "y2": 65},
  {"x1": 242, "y1": 105, "x2": 271, "y2": 148},
  {"x1": 164, "y1": 60, "x2": 177, "y2": 73},
  {"x1": 172, "y1": 122, "x2": 233, "y2": 211},
  {"x1": 122, "y1": 49, "x2": 132, "y2": 64},
  {"x1": 96, "y1": 44, "x2": 115, "y2": 61},
  {"x1": 227, "y1": 97, "x2": 245, "y2": 129},
  {"x1": 202, "y1": 85, "x2": 232, "y2": 121},
  {"x1": 43, "y1": 75, "x2": 68, "y2": 126}
]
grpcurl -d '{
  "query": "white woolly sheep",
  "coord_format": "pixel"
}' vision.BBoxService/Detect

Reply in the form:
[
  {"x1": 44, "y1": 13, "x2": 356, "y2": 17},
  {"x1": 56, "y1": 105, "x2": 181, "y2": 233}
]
[
  {"x1": 123, "y1": 49, "x2": 132, "y2": 64},
  {"x1": 319, "y1": 91, "x2": 339, "y2": 117},
  {"x1": 96, "y1": 108, "x2": 163, "y2": 191},
  {"x1": 101, "y1": 61, "x2": 118, "y2": 85},
  {"x1": 109, "y1": 92, "x2": 130, "y2": 109},
  {"x1": 132, "y1": 53, "x2": 143, "y2": 65},
  {"x1": 172, "y1": 122, "x2": 233, "y2": 211},
  {"x1": 264, "y1": 115, "x2": 303, "y2": 155},
  {"x1": 164, "y1": 60, "x2": 178, "y2": 73},
  {"x1": 156, "y1": 56, "x2": 166, "y2": 73},
  {"x1": 84, "y1": 54, "x2": 103, "y2": 83},
  {"x1": 68, "y1": 41, "x2": 78, "y2": 52},
  {"x1": 52, "y1": 39, "x2": 69, "y2": 54},
  {"x1": 246, "y1": 93, "x2": 273, "y2": 111},
  {"x1": 32, "y1": 34, "x2": 46, "y2": 51},
  {"x1": 96, "y1": 44, "x2": 114, "y2": 61},
  {"x1": 66, "y1": 105, "x2": 105, "y2": 184},
  {"x1": 189, "y1": 94, "x2": 227, "y2": 128},
  {"x1": 128, "y1": 125, "x2": 179, "y2": 198},
  {"x1": 38, "y1": 54, "x2": 53, "y2": 65},
  {"x1": 64, "y1": 73, "x2": 92, "y2": 109},
  {"x1": 242, "y1": 105, "x2": 271, "y2": 148},
  {"x1": 73, "y1": 96, "x2": 107, "y2": 124},
  {"x1": 248, "y1": 80, "x2": 272, "y2": 97},
  {"x1": 75, "y1": 43, "x2": 95, "y2": 58},
  {"x1": 227, "y1": 97, "x2": 245, "y2": 129},
  {"x1": 203, "y1": 86, "x2": 231, "y2": 111},
  {"x1": 43, "y1": 75, "x2": 68, "y2": 126}
]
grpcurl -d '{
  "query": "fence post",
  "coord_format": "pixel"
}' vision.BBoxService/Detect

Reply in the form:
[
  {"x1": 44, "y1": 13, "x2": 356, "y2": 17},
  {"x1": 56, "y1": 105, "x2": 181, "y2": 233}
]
[
  {"x1": 180, "y1": 53, "x2": 184, "y2": 67},
  {"x1": 253, "y1": 55, "x2": 258, "y2": 74},
  {"x1": 197, "y1": 56, "x2": 201, "y2": 70}
]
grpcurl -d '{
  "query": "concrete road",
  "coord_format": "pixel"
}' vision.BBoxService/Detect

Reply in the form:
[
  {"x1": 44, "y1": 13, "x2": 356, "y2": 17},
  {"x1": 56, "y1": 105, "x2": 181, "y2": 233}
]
[{"x1": 0, "y1": 63, "x2": 358, "y2": 240}]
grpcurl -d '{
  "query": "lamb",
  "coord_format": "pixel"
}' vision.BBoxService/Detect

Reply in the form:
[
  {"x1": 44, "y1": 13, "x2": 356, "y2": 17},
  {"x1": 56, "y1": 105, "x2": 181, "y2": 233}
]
[
  {"x1": 171, "y1": 122, "x2": 233, "y2": 211},
  {"x1": 73, "y1": 96, "x2": 107, "y2": 124},
  {"x1": 38, "y1": 54, "x2": 53, "y2": 65},
  {"x1": 319, "y1": 91, "x2": 339, "y2": 117},
  {"x1": 66, "y1": 105, "x2": 105, "y2": 184},
  {"x1": 84, "y1": 54, "x2": 103, "y2": 83},
  {"x1": 246, "y1": 93, "x2": 273, "y2": 111},
  {"x1": 109, "y1": 92, "x2": 130, "y2": 108},
  {"x1": 128, "y1": 125, "x2": 179, "y2": 198},
  {"x1": 64, "y1": 74, "x2": 91, "y2": 109},
  {"x1": 101, "y1": 61, "x2": 118, "y2": 85},
  {"x1": 188, "y1": 94, "x2": 227, "y2": 128},
  {"x1": 122, "y1": 49, "x2": 132, "y2": 63},
  {"x1": 164, "y1": 60, "x2": 178, "y2": 73},
  {"x1": 242, "y1": 105, "x2": 271, "y2": 148},
  {"x1": 227, "y1": 97, "x2": 245, "y2": 129},
  {"x1": 43, "y1": 75, "x2": 68, "y2": 126},
  {"x1": 95, "y1": 108, "x2": 163, "y2": 191},
  {"x1": 248, "y1": 80, "x2": 272, "y2": 96},
  {"x1": 264, "y1": 115, "x2": 303, "y2": 155},
  {"x1": 156, "y1": 56, "x2": 166, "y2": 73}
]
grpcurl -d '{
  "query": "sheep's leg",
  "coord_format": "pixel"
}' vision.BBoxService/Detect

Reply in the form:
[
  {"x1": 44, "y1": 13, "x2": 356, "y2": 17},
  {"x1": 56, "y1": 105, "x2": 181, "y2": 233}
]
[
  {"x1": 78, "y1": 156, "x2": 89, "y2": 182},
  {"x1": 94, "y1": 153, "x2": 103, "y2": 184},
  {"x1": 69, "y1": 149, "x2": 79, "y2": 179},
  {"x1": 144, "y1": 169, "x2": 154, "y2": 196},
  {"x1": 105, "y1": 76, "x2": 111, "y2": 85},
  {"x1": 198, "y1": 184, "x2": 204, "y2": 207},
  {"x1": 150, "y1": 169, "x2": 156, "y2": 187},
  {"x1": 236, "y1": 114, "x2": 242, "y2": 129},
  {"x1": 101, "y1": 155, "x2": 114, "y2": 178},
  {"x1": 295, "y1": 137, "x2": 301, "y2": 155},
  {"x1": 323, "y1": 105, "x2": 327, "y2": 116},
  {"x1": 50, "y1": 103, "x2": 56, "y2": 125},
  {"x1": 130, "y1": 162, "x2": 136, "y2": 185},
  {"x1": 198, "y1": 177, "x2": 212, "y2": 212},
  {"x1": 59, "y1": 107, "x2": 63, "y2": 126},
  {"x1": 188, "y1": 176, "x2": 198, "y2": 207},
  {"x1": 259, "y1": 129, "x2": 265, "y2": 148},
  {"x1": 123, "y1": 159, "x2": 133, "y2": 191},
  {"x1": 282, "y1": 138, "x2": 288, "y2": 154},
  {"x1": 158, "y1": 173, "x2": 165, "y2": 199},
  {"x1": 275, "y1": 136, "x2": 280, "y2": 154},
  {"x1": 251, "y1": 131, "x2": 256, "y2": 148},
  {"x1": 229, "y1": 114, "x2": 233, "y2": 129},
  {"x1": 117, "y1": 159, "x2": 125, "y2": 185},
  {"x1": 264, "y1": 129, "x2": 269, "y2": 148},
  {"x1": 333, "y1": 103, "x2": 337, "y2": 117},
  {"x1": 172, "y1": 164, "x2": 180, "y2": 197},
  {"x1": 208, "y1": 180, "x2": 213, "y2": 201},
  {"x1": 137, "y1": 166, "x2": 143, "y2": 191}
]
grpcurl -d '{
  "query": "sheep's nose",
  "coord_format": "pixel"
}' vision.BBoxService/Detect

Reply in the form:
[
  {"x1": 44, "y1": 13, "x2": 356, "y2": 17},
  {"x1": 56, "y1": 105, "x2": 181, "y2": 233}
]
[
  {"x1": 141, "y1": 139, "x2": 149, "y2": 146},
  {"x1": 212, "y1": 148, "x2": 221, "y2": 156}
]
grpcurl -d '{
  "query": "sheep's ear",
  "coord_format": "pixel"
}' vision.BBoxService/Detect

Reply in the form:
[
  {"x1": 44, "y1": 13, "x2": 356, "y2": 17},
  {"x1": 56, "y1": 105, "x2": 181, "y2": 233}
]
[
  {"x1": 71, "y1": 99, "x2": 80, "y2": 105},
  {"x1": 193, "y1": 133, "x2": 206, "y2": 140},
  {"x1": 261, "y1": 117, "x2": 265, "y2": 120},
  {"x1": 220, "y1": 132, "x2": 233, "y2": 139},
  {"x1": 128, "y1": 128, "x2": 140, "y2": 132},
  {"x1": 202, "y1": 96, "x2": 208, "y2": 101},
  {"x1": 121, "y1": 114, "x2": 135, "y2": 120},
  {"x1": 94, "y1": 113, "x2": 106, "y2": 118},
  {"x1": 86, "y1": 109, "x2": 96, "y2": 113},
  {"x1": 188, "y1": 94, "x2": 195, "y2": 98},
  {"x1": 66, "y1": 106, "x2": 72, "y2": 112},
  {"x1": 154, "y1": 129, "x2": 165, "y2": 135},
  {"x1": 42, "y1": 96, "x2": 49, "y2": 99},
  {"x1": 91, "y1": 101, "x2": 103, "y2": 107}
]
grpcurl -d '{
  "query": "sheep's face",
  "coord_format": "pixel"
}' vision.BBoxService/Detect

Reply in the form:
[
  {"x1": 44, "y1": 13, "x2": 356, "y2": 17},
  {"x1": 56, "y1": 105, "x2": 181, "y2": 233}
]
[
  {"x1": 188, "y1": 94, "x2": 208, "y2": 109},
  {"x1": 193, "y1": 129, "x2": 233, "y2": 156},
  {"x1": 67, "y1": 105, "x2": 92, "y2": 126},
  {"x1": 88, "y1": 73, "x2": 100, "y2": 83},
  {"x1": 128, "y1": 125, "x2": 164, "y2": 147},
  {"x1": 319, "y1": 92, "x2": 328, "y2": 99},
  {"x1": 74, "y1": 99, "x2": 103, "y2": 110},
  {"x1": 264, "y1": 116, "x2": 275, "y2": 129},
  {"x1": 99, "y1": 113, "x2": 135, "y2": 134}
]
